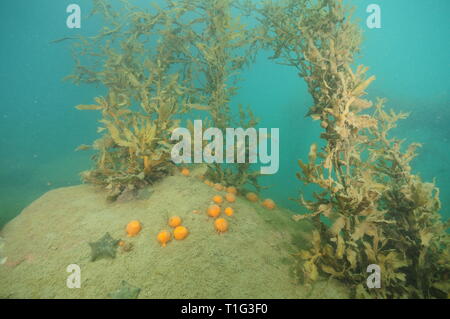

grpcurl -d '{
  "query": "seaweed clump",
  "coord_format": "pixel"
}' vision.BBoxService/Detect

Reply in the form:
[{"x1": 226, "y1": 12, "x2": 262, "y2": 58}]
[
  {"x1": 176, "y1": 0, "x2": 263, "y2": 193},
  {"x1": 259, "y1": 0, "x2": 449, "y2": 298},
  {"x1": 69, "y1": 0, "x2": 263, "y2": 199},
  {"x1": 68, "y1": 1, "x2": 205, "y2": 200}
]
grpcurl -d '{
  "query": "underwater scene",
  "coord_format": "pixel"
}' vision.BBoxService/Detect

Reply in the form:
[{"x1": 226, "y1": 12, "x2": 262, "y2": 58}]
[{"x1": 0, "y1": 0, "x2": 449, "y2": 300}]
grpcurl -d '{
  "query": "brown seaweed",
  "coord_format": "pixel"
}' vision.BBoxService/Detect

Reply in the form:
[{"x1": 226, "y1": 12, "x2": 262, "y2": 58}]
[
  {"x1": 69, "y1": 0, "x2": 263, "y2": 198},
  {"x1": 175, "y1": 0, "x2": 262, "y2": 192},
  {"x1": 69, "y1": 0, "x2": 197, "y2": 199},
  {"x1": 259, "y1": 0, "x2": 449, "y2": 298}
]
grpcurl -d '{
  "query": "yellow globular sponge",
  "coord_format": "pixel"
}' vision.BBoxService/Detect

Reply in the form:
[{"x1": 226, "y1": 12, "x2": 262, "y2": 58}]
[
  {"x1": 126, "y1": 220, "x2": 142, "y2": 237},
  {"x1": 157, "y1": 230, "x2": 171, "y2": 247},
  {"x1": 214, "y1": 218, "x2": 228, "y2": 234},
  {"x1": 212, "y1": 195, "x2": 223, "y2": 205},
  {"x1": 173, "y1": 226, "x2": 189, "y2": 240},
  {"x1": 181, "y1": 168, "x2": 190, "y2": 176},
  {"x1": 207, "y1": 205, "x2": 221, "y2": 218},
  {"x1": 262, "y1": 199, "x2": 276, "y2": 210},
  {"x1": 168, "y1": 216, "x2": 182, "y2": 228},
  {"x1": 246, "y1": 192, "x2": 258, "y2": 202},
  {"x1": 225, "y1": 193, "x2": 236, "y2": 203},
  {"x1": 224, "y1": 207, "x2": 234, "y2": 217},
  {"x1": 204, "y1": 180, "x2": 213, "y2": 187}
]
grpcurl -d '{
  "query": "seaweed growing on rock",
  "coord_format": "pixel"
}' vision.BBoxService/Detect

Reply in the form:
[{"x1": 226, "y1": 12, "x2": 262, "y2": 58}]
[
  {"x1": 176, "y1": 0, "x2": 263, "y2": 193},
  {"x1": 69, "y1": 0, "x2": 198, "y2": 200},
  {"x1": 69, "y1": 0, "x2": 264, "y2": 199},
  {"x1": 259, "y1": 0, "x2": 449, "y2": 298}
]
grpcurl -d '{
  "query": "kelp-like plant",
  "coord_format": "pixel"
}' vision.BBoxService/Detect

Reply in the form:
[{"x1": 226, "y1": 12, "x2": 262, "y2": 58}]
[
  {"x1": 69, "y1": 0, "x2": 264, "y2": 197},
  {"x1": 173, "y1": 0, "x2": 263, "y2": 192},
  {"x1": 259, "y1": 0, "x2": 449, "y2": 298},
  {"x1": 69, "y1": 0, "x2": 198, "y2": 200}
]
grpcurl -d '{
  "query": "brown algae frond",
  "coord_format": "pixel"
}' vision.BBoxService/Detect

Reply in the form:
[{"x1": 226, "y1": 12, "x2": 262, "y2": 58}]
[
  {"x1": 69, "y1": 0, "x2": 263, "y2": 200},
  {"x1": 259, "y1": 0, "x2": 449, "y2": 298}
]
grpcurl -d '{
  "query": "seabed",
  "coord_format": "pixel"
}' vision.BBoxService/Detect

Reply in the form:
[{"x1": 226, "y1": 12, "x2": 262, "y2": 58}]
[{"x1": 0, "y1": 167, "x2": 348, "y2": 299}]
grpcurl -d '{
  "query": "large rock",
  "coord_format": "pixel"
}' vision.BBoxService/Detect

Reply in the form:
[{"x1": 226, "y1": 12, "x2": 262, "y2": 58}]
[{"x1": 0, "y1": 170, "x2": 348, "y2": 298}]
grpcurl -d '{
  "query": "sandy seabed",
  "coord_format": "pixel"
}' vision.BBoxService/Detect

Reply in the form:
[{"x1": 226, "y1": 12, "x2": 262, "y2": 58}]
[{"x1": 0, "y1": 168, "x2": 348, "y2": 298}]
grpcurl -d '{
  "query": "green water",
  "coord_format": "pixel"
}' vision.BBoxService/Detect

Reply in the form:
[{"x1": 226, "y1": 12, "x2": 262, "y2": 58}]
[{"x1": 0, "y1": 0, "x2": 449, "y2": 227}]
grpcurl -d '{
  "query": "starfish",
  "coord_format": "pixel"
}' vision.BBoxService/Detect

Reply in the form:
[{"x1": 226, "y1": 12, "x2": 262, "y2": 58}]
[
  {"x1": 88, "y1": 232, "x2": 119, "y2": 262},
  {"x1": 108, "y1": 281, "x2": 141, "y2": 299}
]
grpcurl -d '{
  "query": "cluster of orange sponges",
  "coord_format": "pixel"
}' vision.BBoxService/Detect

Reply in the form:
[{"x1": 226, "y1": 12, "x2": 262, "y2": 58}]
[
  {"x1": 123, "y1": 170, "x2": 276, "y2": 250},
  {"x1": 201, "y1": 179, "x2": 238, "y2": 234},
  {"x1": 206, "y1": 202, "x2": 231, "y2": 235},
  {"x1": 245, "y1": 192, "x2": 276, "y2": 210},
  {"x1": 124, "y1": 218, "x2": 189, "y2": 248},
  {"x1": 157, "y1": 216, "x2": 189, "y2": 247},
  {"x1": 205, "y1": 176, "x2": 276, "y2": 210}
]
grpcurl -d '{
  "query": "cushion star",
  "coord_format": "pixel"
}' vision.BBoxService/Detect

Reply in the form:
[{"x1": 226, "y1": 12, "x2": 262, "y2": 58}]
[
  {"x1": 88, "y1": 232, "x2": 119, "y2": 262},
  {"x1": 108, "y1": 281, "x2": 141, "y2": 299}
]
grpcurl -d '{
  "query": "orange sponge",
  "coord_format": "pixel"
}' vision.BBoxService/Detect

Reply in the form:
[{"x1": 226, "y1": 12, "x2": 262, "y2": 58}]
[
  {"x1": 126, "y1": 220, "x2": 142, "y2": 237},
  {"x1": 225, "y1": 193, "x2": 236, "y2": 203},
  {"x1": 204, "y1": 180, "x2": 213, "y2": 186},
  {"x1": 207, "y1": 205, "x2": 221, "y2": 218},
  {"x1": 168, "y1": 216, "x2": 182, "y2": 228},
  {"x1": 181, "y1": 168, "x2": 190, "y2": 176},
  {"x1": 262, "y1": 199, "x2": 276, "y2": 210},
  {"x1": 246, "y1": 192, "x2": 258, "y2": 202},
  {"x1": 174, "y1": 226, "x2": 189, "y2": 240},
  {"x1": 157, "y1": 230, "x2": 171, "y2": 247},
  {"x1": 214, "y1": 218, "x2": 229, "y2": 233},
  {"x1": 224, "y1": 207, "x2": 234, "y2": 217},
  {"x1": 212, "y1": 195, "x2": 223, "y2": 205}
]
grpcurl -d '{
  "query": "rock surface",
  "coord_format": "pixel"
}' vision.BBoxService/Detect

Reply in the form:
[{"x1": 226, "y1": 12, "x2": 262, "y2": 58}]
[{"x1": 0, "y1": 169, "x2": 348, "y2": 298}]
